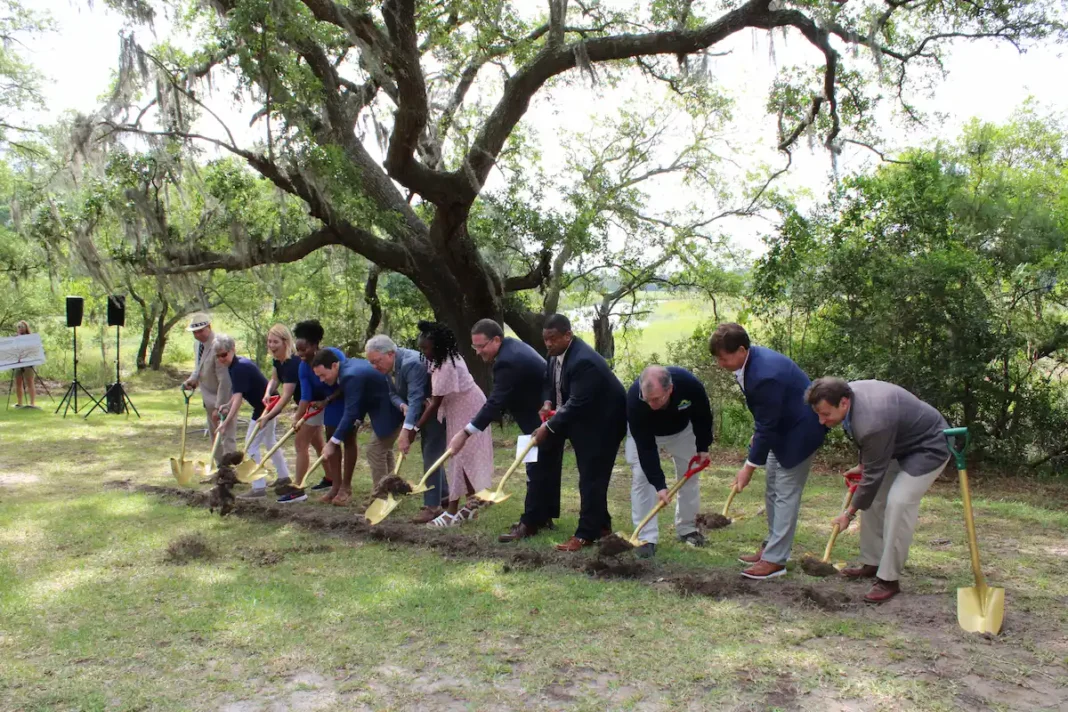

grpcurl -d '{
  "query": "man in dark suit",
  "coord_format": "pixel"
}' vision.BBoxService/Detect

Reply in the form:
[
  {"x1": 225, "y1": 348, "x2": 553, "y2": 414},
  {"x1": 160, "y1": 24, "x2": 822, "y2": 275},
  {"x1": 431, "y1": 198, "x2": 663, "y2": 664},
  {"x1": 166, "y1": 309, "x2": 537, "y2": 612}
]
[
  {"x1": 451, "y1": 319, "x2": 563, "y2": 542},
  {"x1": 532, "y1": 314, "x2": 627, "y2": 552},
  {"x1": 709, "y1": 323, "x2": 826, "y2": 580},
  {"x1": 312, "y1": 349, "x2": 404, "y2": 506},
  {"x1": 365, "y1": 334, "x2": 448, "y2": 523}
]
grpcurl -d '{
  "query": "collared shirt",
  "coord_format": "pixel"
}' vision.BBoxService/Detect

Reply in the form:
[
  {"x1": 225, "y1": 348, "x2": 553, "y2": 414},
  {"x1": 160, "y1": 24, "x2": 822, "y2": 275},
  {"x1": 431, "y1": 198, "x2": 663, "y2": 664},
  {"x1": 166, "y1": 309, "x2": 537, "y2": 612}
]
[
  {"x1": 733, "y1": 349, "x2": 750, "y2": 392},
  {"x1": 843, "y1": 406, "x2": 854, "y2": 439}
]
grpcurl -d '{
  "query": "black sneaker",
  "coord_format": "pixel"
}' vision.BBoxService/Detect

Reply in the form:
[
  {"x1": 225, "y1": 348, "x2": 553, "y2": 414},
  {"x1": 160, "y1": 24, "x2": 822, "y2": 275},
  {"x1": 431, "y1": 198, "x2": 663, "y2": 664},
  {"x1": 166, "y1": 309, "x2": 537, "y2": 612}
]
[
  {"x1": 635, "y1": 543, "x2": 656, "y2": 559},
  {"x1": 310, "y1": 478, "x2": 333, "y2": 491},
  {"x1": 679, "y1": 531, "x2": 707, "y2": 548},
  {"x1": 277, "y1": 491, "x2": 308, "y2": 504}
]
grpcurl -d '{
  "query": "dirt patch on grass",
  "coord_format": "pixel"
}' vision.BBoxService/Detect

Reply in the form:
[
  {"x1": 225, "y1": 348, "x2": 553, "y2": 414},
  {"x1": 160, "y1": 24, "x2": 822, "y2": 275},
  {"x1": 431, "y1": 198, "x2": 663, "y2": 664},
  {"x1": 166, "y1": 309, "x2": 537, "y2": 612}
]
[
  {"x1": 508, "y1": 549, "x2": 548, "y2": 570},
  {"x1": 596, "y1": 533, "x2": 636, "y2": 557},
  {"x1": 799, "y1": 554, "x2": 839, "y2": 577},
  {"x1": 695, "y1": 512, "x2": 732, "y2": 530},
  {"x1": 673, "y1": 574, "x2": 756, "y2": 599},
  {"x1": 583, "y1": 557, "x2": 647, "y2": 579},
  {"x1": 799, "y1": 586, "x2": 852, "y2": 611},
  {"x1": 164, "y1": 533, "x2": 215, "y2": 564}
]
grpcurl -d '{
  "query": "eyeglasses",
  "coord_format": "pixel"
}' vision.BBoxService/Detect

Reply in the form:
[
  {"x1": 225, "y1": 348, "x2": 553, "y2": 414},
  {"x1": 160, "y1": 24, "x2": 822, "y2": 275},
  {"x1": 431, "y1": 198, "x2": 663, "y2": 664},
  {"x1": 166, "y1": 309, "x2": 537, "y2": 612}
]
[{"x1": 216, "y1": 352, "x2": 230, "y2": 360}]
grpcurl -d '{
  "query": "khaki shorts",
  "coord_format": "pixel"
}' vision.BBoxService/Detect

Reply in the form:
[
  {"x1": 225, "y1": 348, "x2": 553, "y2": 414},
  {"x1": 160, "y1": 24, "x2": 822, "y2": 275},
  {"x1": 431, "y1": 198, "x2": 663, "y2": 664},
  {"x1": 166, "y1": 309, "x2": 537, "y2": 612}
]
[{"x1": 305, "y1": 409, "x2": 324, "y2": 426}]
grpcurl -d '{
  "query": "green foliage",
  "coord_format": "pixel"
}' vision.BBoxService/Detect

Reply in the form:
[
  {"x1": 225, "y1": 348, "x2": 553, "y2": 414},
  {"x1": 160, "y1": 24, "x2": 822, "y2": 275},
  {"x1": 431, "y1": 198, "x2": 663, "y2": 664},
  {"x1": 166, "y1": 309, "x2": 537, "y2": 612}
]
[{"x1": 752, "y1": 109, "x2": 1068, "y2": 469}]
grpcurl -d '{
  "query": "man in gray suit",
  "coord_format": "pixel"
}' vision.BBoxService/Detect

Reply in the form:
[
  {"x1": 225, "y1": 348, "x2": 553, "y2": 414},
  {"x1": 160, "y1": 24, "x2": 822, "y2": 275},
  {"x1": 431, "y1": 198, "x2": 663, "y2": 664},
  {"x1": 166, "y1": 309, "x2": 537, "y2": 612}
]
[
  {"x1": 806, "y1": 377, "x2": 951, "y2": 603},
  {"x1": 182, "y1": 312, "x2": 234, "y2": 465},
  {"x1": 365, "y1": 335, "x2": 448, "y2": 523}
]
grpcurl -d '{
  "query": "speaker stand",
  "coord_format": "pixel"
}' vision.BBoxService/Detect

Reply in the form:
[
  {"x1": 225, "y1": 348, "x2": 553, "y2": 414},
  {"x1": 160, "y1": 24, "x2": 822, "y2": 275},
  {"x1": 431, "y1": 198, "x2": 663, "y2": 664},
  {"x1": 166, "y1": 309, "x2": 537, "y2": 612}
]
[
  {"x1": 56, "y1": 327, "x2": 101, "y2": 418},
  {"x1": 85, "y1": 326, "x2": 139, "y2": 418}
]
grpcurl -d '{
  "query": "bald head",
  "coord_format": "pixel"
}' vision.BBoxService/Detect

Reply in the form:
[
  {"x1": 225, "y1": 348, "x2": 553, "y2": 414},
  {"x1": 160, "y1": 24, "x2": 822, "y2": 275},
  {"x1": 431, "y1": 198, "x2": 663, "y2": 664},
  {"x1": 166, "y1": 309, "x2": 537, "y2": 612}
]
[{"x1": 639, "y1": 365, "x2": 673, "y2": 410}]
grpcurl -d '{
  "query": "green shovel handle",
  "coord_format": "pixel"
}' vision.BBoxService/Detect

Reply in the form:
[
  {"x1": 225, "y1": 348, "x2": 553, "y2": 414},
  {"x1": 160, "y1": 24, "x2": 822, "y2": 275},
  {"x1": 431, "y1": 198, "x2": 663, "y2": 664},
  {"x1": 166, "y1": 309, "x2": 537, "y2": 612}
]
[
  {"x1": 180, "y1": 385, "x2": 195, "y2": 404},
  {"x1": 943, "y1": 427, "x2": 969, "y2": 469}
]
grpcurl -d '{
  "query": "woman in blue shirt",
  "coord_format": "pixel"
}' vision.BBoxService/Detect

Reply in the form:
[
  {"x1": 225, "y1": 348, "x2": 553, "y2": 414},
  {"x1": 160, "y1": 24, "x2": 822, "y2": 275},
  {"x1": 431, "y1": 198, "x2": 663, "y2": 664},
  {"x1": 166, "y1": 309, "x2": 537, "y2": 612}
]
[{"x1": 214, "y1": 334, "x2": 290, "y2": 497}]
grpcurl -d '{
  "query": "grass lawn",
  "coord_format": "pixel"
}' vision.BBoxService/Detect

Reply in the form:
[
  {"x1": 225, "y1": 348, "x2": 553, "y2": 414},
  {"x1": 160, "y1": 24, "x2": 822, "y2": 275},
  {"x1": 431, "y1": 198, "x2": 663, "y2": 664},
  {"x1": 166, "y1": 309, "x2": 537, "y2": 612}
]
[{"x1": 1, "y1": 380, "x2": 1067, "y2": 711}]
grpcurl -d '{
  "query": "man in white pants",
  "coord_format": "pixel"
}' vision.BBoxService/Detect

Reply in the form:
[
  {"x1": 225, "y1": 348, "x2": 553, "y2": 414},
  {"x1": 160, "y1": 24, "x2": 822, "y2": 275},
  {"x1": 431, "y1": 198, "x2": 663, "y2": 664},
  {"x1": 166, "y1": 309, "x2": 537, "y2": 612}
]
[
  {"x1": 624, "y1": 365, "x2": 713, "y2": 558},
  {"x1": 806, "y1": 377, "x2": 951, "y2": 603},
  {"x1": 182, "y1": 312, "x2": 234, "y2": 465}
]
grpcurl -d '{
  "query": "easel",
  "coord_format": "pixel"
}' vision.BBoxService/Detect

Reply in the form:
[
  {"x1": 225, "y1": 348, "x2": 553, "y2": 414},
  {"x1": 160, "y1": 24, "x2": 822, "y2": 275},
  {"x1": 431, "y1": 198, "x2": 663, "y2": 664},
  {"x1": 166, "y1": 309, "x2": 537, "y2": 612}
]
[{"x1": 5, "y1": 366, "x2": 55, "y2": 410}]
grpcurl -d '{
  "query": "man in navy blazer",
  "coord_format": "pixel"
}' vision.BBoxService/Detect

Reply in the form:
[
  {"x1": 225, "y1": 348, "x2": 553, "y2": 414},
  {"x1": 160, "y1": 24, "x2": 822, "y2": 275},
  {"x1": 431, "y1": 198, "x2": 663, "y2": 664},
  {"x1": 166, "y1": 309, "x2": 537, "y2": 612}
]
[
  {"x1": 450, "y1": 319, "x2": 563, "y2": 542},
  {"x1": 365, "y1": 335, "x2": 448, "y2": 522},
  {"x1": 533, "y1": 314, "x2": 627, "y2": 552},
  {"x1": 709, "y1": 323, "x2": 826, "y2": 579},
  {"x1": 312, "y1": 349, "x2": 404, "y2": 504}
]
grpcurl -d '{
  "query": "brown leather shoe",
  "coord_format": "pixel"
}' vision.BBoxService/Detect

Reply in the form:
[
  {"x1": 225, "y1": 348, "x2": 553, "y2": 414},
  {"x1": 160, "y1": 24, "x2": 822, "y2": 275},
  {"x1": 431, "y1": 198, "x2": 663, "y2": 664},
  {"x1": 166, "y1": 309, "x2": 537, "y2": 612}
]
[
  {"x1": 841, "y1": 564, "x2": 879, "y2": 579},
  {"x1": 498, "y1": 522, "x2": 538, "y2": 543},
  {"x1": 411, "y1": 506, "x2": 444, "y2": 525},
  {"x1": 738, "y1": 547, "x2": 765, "y2": 564},
  {"x1": 740, "y1": 559, "x2": 787, "y2": 580},
  {"x1": 554, "y1": 536, "x2": 592, "y2": 552},
  {"x1": 864, "y1": 578, "x2": 900, "y2": 603}
]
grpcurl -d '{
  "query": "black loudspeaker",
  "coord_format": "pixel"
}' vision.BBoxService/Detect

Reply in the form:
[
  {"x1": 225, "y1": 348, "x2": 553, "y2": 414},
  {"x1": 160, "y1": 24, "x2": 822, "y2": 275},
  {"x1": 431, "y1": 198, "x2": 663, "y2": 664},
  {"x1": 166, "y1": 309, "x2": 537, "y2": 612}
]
[
  {"x1": 107, "y1": 295, "x2": 126, "y2": 327},
  {"x1": 66, "y1": 296, "x2": 84, "y2": 328},
  {"x1": 105, "y1": 385, "x2": 124, "y2": 414}
]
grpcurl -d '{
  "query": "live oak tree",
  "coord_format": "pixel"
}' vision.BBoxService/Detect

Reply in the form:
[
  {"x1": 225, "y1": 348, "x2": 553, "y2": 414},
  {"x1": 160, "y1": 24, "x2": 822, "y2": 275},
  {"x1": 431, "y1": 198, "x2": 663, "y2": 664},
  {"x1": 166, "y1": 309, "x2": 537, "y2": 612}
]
[{"x1": 96, "y1": 0, "x2": 1064, "y2": 384}]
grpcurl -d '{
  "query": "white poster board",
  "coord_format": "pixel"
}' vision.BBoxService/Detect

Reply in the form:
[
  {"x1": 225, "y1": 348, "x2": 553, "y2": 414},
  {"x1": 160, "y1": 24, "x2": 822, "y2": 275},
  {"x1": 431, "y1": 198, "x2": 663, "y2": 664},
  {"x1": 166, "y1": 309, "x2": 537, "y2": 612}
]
[
  {"x1": 0, "y1": 334, "x2": 46, "y2": 373},
  {"x1": 516, "y1": 434, "x2": 539, "y2": 463}
]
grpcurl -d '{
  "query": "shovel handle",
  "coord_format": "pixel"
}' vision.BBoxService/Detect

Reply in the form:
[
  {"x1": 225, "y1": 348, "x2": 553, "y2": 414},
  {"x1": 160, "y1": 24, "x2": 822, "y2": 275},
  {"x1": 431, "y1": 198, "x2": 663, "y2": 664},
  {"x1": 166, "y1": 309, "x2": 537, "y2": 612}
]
[
  {"x1": 178, "y1": 388, "x2": 193, "y2": 462},
  {"x1": 295, "y1": 451, "x2": 329, "y2": 489},
  {"x1": 489, "y1": 436, "x2": 538, "y2": 498},
  {"x1": 631, "y1": 456, "x2": 709, "y2": 541},
  {"x1": 722, "y1": 484, "x2": 739, "y2": 517},
  {"x1": 415, "y1": 448, "x2": 454, "y2": 488},
  {"x1": 823, "y1": 485, "x2": 857, "y2": 562},
  {"x1": 944, "y1": 427, "x2": 970, "y2": 470},
  {"x1": 392, "y1": 451, "x2": 405, "y2": 476}
]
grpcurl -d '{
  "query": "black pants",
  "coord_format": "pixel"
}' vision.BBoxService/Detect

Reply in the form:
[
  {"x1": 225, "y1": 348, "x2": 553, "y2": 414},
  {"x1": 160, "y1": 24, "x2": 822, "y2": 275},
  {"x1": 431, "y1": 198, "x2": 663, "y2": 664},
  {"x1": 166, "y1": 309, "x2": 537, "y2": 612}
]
[
  {"x1": 521, "y1": 438, "x2": 563, "y2": 528},
  {"x1": 573, "y1": 439, "x2": 622, "y2": 540}
]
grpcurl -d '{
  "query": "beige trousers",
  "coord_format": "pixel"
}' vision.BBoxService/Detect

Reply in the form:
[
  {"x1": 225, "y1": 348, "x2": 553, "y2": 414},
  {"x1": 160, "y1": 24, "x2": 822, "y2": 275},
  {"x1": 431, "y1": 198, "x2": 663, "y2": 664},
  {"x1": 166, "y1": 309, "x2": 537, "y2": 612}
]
[
  {"x1": 860, "y1": 458, "x2": 948, "y2": 581},
  {"x1": 366, "y1": 426, "x2": 401, "y2": 486}
]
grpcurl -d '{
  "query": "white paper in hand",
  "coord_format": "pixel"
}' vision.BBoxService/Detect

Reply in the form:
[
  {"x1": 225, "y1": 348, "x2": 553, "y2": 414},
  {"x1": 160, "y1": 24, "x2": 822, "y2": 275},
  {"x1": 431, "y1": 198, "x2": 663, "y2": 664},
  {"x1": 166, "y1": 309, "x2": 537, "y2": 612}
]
[{"x1": 516, "y1": 435, "x2": 539, "y2": 463}]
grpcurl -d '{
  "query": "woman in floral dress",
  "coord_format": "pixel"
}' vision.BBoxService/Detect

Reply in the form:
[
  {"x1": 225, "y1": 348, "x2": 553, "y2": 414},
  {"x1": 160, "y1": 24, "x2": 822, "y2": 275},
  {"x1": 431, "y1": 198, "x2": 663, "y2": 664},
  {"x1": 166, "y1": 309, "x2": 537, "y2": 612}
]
[{"x1": 412, "y1": 320, "x2": 494, "y2": 527}]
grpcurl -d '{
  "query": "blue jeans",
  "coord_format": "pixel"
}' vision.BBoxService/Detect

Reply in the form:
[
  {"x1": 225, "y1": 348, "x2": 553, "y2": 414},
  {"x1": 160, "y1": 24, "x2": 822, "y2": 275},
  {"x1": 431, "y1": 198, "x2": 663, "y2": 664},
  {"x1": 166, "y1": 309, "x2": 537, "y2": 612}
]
[{"x1": 419, "y1": 417, "x2": 448, "y2": 506}]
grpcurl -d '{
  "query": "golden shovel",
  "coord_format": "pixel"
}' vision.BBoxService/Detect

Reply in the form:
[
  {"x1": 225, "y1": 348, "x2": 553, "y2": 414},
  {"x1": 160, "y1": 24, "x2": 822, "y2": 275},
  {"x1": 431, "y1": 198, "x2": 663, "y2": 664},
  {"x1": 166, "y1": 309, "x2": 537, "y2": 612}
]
[
  {"x1": 170, "y1": 386, "x2": 198, "y2": 486},
  {"x1": 945, "y1": 427, "x2": 1005, "y2": 635},
  {"x1": 366, "y1": 449, "x2": 454, "y2": 525},
  {"x1": 235, "y1": 402, "x2": 324, "y2": 484},
  {"x1": 294, "y1": 450, "x2": 330, "y2": 489},
  {"x1": 722, "y1": 483, "x2": 739, "y2": 517},
  {"x1": 474, "y1": 436, "x2": 537, "y2": 505},
  {"x1": 197, "y1": 430, "x2": 225, "y2": 483},
  {"x1": 229, "y1": 395, "x2": 281, "y2": 483},
  {"x1": 364, "y1": 453, "x2": 410, "y2": 526},
  {"x1": 618, "y1": 457, "x2": 710, "y2": 546}
]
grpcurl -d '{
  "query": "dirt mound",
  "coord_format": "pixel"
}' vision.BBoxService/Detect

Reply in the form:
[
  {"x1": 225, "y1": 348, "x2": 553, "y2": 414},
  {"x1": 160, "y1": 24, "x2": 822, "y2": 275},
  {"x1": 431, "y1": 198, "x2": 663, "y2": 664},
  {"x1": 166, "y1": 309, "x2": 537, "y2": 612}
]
[
  {"x1": 597, "y1": 534, "x2": 635, "y2": 557},
  {"x1": 584, "y1": 557, "x2": 646, "y2": 579},
  {"x1": 799, "y1": 586, "x2": 852, "y2": 611},
  {"x1": 509, "y1": 549, "x2": 548, "y2": 570},
  {"x1": 673, "y1": 574, "x2": 755, "y2": 598},
  {"x1": 164, "y1": 533, "x2": 215, "y2": 564},
  {"x1": 800, "y1": 554, "x2": 839, "y2": 578},
  {"x1": 695, "y1": 512, "x2": 731, "y2": 530},
  {"x1": 239, "y1": 548, "x2": 284, "y2": 566},
  {"x1": 375, "y1": 475, "x2": 413, "y2": 497}
]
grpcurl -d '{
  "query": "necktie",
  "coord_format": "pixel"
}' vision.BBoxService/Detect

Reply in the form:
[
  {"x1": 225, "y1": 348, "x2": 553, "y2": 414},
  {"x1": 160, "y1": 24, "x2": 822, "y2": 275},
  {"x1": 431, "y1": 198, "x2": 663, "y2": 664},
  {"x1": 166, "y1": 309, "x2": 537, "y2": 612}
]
[{"x1": 554, "y1": 357, "x2": 563, "y2": 407}]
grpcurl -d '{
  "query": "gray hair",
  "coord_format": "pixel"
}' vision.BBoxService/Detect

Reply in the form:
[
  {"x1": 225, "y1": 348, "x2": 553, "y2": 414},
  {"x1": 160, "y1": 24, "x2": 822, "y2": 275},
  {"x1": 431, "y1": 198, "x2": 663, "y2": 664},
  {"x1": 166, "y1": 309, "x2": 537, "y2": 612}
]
[
  {"x1": 640, "y1": 365, "x2": 672, "y2": 395},
  {"x1": 364, "y1": 334, "x2": 397, "y2": 354},
  {"x1": 213, "y1": 333, "x2": 236, "y2": 355}
]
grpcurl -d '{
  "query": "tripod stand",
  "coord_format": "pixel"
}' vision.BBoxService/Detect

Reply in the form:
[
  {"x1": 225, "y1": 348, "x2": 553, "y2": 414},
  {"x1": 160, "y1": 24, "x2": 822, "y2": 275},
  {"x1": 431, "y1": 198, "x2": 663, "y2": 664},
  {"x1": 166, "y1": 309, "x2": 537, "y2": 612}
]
[
  {"x1": 5, "y1": 366, "x2": 55, "y2": 410},
  {"x1": 85, "y1": 325, "x2": 139, "y2": 418},
  {"x1": 56, "y1": 326, "x2": 101, "y2": 418}
]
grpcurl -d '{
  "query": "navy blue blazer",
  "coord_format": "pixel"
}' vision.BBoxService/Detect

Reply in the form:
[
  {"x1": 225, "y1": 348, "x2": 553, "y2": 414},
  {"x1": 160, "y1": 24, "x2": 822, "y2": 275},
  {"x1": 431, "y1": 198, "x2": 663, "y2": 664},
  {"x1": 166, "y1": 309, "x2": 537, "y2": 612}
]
[
  {"x1": 544, "y1": 337, "x2": 626, "y2": 446},
  {"x1": 333, "y1": 357, "x2": 404, "y2": 441},
  {"x1": 470, "y1": 337, "x2": 547, "y2": 435},
  {"x1": 741, "y1": 346, "x2": 826, "y2": 469}
]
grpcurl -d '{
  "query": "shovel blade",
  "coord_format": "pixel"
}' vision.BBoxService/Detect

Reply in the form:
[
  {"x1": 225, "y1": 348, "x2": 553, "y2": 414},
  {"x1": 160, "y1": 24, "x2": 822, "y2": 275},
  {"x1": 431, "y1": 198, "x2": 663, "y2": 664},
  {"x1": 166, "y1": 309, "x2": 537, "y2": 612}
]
[
  {"x1": 235, "y1": 460, "x2": 266, "y2": 484},
  {"x1": 473, "y1": 488, "x2": 510, "y2": 504},
  {"x1": 407, "y1": 482, "x2": 434, "y2": 495},
  {"x1": 958, "y1": 585, "x2": 1005, "y2": 635},
  {"x1": 171, "y1": 459, "x2": 197, "y2": 487},
  {"x1": 365, "y1": 496, "x2": 399, "y2": 525}
]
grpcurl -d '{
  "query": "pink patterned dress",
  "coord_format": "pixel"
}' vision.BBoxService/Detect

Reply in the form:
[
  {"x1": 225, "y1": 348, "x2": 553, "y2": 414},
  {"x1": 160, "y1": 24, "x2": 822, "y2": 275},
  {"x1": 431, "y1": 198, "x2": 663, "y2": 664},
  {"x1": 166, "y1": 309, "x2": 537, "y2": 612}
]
[{"x1": 429, "y1": 356, "x2": 494, "y2": 502}]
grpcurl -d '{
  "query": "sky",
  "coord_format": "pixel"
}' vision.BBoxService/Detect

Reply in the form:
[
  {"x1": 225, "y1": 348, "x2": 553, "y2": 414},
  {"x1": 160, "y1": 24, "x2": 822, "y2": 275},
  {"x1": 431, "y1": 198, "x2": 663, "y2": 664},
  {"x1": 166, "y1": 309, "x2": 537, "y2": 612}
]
[{"x1": 18, "y1": 0, "x2": 1068, "y2": 257}]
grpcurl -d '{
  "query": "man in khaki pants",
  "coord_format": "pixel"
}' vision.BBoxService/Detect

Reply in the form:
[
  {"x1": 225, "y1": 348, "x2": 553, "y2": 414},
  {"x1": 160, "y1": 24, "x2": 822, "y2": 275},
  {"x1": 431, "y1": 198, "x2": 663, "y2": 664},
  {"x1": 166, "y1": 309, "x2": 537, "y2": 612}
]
[
  {"x1": 806, "y1": 377, "x2": 950, "y2": 603},
  {"x1": 182, "y1": 313, "x2": 234, "y2": 464}
]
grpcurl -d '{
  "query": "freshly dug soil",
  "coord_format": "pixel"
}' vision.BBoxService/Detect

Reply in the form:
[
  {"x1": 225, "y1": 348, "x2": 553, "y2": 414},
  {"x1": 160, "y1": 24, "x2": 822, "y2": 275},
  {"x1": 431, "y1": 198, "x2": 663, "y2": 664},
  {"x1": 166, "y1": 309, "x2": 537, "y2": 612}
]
[
  {"x1": 695, "y1": 512, "x2": 732, "y2": 530},
  {"x1": 164, "y1": 533, "x2": 215, "y2": 564},
  {"x1": 799, "y1": 586, "x2": 852, "y2": 610},
  {"x1": 597, "y1": 533, "x2": 636, "y2": 557},
  {"x1": 584, "y1": 558, "x2": 646, "y2": 579},
  {"x1": 375, "y1": 475, "x2": 413, "y2": 496},
  {"x1": 509, "y1": 549, "x2": 548, "y2": 570},
  {"x1": 674, "y1": 574, "x2": 756, "y2": 598},
  {"x1": 800, "y1": 554, "x2": 840, "y2": 578}
]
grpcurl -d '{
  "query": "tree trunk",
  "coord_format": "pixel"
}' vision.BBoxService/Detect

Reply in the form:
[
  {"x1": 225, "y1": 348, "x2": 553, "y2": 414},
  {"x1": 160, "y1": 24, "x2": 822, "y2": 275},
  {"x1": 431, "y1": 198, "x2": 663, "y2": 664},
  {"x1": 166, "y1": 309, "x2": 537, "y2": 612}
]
[
  {"x1": 592, "y1": 310, "x2": 615, "y2": 364},
  {"x1": 364, "y1": 265, "x2": 383, "y2": 344},
  {"x1": 148, "y1": 297, "x2": 171, "y2": 370}
]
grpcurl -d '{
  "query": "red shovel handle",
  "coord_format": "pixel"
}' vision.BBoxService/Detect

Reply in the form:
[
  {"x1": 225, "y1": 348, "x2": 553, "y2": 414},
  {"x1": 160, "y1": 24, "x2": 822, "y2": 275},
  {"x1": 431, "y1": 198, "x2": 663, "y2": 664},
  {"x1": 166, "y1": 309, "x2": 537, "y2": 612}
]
[
  {"x1": 682, "y1": 455, "x2": 711, "y2": 480},
  {"x1": 541, "y1": 409, "x2": 556, "y2": 422},
  {"x1": 302, "y1": 403, "x2": 325, "y2": 421}
]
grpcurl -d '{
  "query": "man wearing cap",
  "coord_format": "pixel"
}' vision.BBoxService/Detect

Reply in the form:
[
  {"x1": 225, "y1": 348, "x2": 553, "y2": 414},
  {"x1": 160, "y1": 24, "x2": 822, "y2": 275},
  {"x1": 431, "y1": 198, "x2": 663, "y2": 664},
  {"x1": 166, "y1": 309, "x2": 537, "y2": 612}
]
[{"x1": 183, "y1": 312, "x2": 235, "y2": 465}]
